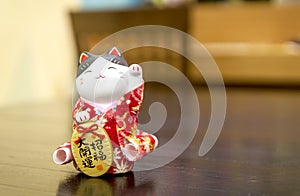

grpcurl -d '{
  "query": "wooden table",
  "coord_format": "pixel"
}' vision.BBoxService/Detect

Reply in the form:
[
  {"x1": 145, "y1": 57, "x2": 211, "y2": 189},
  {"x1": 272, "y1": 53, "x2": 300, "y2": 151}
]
[{"x1": 1, "y1": 85, "x2": 300, "y2": 195}]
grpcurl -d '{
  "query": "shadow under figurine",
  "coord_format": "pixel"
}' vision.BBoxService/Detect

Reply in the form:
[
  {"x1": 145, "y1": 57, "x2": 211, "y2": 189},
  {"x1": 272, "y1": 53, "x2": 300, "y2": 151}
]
[{"x1": 53, "y1": 47, "x2": 158, "y2": 177}]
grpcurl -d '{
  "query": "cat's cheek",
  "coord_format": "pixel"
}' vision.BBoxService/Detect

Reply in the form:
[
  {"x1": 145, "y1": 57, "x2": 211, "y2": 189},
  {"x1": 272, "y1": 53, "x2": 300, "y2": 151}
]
[{"x1": 79, "y1": 78, "x2": 84, "y2": 85}]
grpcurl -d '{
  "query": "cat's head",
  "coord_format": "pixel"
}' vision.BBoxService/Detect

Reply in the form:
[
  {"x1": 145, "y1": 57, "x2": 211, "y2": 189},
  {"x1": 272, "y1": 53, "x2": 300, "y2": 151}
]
[{"x1": 75, "y1": 47, "x2": 130, "y2": 104}]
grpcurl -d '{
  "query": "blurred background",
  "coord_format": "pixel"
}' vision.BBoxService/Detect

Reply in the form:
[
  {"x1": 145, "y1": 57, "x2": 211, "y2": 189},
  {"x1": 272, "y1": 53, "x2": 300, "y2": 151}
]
[
  {"x1": 1, "y1": 0, "x2": 300, "y2": 107},
  {"x1": 0, "y1": 0, "x2": 80, "y2": 106}
]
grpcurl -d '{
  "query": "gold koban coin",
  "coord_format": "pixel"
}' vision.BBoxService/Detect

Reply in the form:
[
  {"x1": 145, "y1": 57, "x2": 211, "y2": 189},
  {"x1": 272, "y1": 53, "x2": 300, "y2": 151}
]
[{"x1": 71, "y1": 122, "x2": 113, "y2": 177}]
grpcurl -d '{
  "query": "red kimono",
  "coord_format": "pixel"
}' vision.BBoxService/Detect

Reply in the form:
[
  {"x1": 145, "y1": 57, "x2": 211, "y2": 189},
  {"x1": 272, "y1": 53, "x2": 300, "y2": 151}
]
[{"x1": 63, "y1": 84, "x2": 157, "y2": 175}]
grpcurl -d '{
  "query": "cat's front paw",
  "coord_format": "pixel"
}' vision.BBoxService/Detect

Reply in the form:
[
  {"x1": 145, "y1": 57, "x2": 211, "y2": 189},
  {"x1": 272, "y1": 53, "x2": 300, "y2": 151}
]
[
  {"x1": 75, "y1": 108, "x2": 91, "y2": 123},
  {"x1": 129, "y1": 64, "x2": 142, "y2": 78}
]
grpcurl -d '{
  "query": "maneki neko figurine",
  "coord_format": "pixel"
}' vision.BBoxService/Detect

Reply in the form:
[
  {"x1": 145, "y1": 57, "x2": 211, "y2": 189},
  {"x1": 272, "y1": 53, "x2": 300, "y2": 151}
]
[{"x1": 53, "y1": 47, "x2": 158, "y2": 177}]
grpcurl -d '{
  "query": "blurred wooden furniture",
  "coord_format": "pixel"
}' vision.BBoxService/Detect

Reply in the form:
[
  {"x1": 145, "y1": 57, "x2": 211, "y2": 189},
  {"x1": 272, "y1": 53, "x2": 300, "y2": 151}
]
[
  {"x1": 70, "y1": 6, "x2": 189, "y2": 73},
  {"x1": 190, "y1": 3, "x2": 300, "y2": 43},
  {"x1": 188, "y1": 3, "x2": 300, "y2": 86},
  {"x1": 70, "y1": 3, "x2": 300, "y2": 86}
]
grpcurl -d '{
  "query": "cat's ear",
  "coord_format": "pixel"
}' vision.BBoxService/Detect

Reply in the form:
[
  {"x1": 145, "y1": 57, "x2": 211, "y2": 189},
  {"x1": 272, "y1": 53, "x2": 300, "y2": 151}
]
[
  {"x1": 108, "y1": 46, "x2": 121, "y2": 56},
  {"x1": 76, "y1": 52, "x2": 98, "y2": 77},
  {"x1": 79, "y1": 52, "x2": 89, "y2": 65}
]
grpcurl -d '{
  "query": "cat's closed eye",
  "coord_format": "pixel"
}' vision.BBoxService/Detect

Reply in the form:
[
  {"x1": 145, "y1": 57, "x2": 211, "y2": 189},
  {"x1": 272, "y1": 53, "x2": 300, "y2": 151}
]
[
  {"x1": 108, "y1": 67, "x2": 117, "y2": 70},
  {"x1": 84, "y1": 70, "x2": 92, "y2": 74}
]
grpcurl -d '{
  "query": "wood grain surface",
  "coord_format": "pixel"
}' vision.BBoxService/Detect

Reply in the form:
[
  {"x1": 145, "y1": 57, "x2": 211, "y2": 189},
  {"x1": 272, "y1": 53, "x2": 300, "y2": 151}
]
[{"x1": 1, "y1": 85, "x2": 300, "y2": 195}]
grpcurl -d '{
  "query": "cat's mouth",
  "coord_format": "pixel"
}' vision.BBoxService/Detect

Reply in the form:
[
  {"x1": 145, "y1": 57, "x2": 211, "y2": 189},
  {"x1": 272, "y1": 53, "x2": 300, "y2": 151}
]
[{"x1": 96, "y1": 75, "x2": 105, "y2": 79}]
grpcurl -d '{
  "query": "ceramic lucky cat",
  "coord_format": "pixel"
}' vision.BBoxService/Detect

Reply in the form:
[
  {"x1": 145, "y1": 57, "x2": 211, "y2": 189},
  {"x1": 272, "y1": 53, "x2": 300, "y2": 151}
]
[{"x1": 53, "y1": 47, "x2": 158, "y2": 177}]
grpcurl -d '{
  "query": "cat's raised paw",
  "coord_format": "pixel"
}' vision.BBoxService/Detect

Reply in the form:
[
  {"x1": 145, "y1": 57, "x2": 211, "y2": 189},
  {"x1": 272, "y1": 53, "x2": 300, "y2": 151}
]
[{"x1": 129, "y1": 64, "x2": 142, "y2": 77}]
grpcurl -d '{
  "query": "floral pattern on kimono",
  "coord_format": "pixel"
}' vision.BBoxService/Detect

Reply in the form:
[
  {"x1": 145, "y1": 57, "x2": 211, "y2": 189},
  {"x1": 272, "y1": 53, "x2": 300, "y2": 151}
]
[{"x1": 71, "y1": 83, "x2": 157, "y2": 174}]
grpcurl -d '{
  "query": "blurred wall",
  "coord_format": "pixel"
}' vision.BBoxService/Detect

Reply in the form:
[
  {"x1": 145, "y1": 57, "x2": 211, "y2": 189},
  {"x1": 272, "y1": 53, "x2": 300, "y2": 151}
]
[{"x1": 0, "y1": 0, "x2": 80, "y2": 106}]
